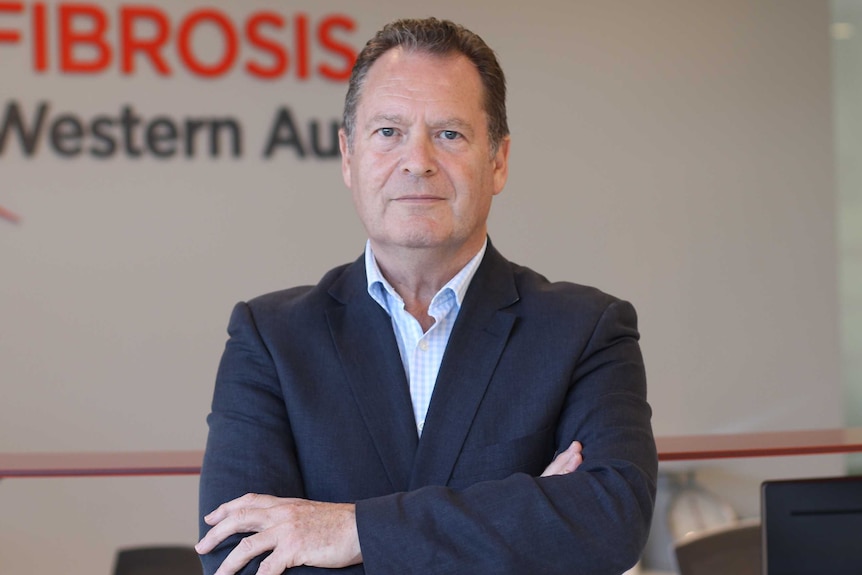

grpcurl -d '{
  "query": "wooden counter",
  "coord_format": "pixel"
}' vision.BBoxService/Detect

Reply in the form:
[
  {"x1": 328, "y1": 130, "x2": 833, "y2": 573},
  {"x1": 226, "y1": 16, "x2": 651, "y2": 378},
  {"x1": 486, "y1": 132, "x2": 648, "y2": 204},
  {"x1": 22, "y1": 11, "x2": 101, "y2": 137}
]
[{"x1": 2, "y1": 428, "x2": 861, "y2": 478}]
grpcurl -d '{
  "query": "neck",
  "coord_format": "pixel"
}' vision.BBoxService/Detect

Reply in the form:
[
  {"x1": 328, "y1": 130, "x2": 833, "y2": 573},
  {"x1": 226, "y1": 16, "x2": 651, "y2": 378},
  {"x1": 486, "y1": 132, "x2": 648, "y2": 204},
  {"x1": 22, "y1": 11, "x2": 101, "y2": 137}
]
[{"x1": 371, "y1": 237, "x2": 484, "y2": 326}]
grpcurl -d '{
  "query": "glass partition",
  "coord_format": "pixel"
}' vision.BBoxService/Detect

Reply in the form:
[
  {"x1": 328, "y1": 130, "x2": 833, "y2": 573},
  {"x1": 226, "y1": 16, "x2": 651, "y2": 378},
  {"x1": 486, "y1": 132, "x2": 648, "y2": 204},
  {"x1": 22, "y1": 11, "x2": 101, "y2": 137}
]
[{"x1": 832, "y1": 0, "x2": 862, "y2": 473}]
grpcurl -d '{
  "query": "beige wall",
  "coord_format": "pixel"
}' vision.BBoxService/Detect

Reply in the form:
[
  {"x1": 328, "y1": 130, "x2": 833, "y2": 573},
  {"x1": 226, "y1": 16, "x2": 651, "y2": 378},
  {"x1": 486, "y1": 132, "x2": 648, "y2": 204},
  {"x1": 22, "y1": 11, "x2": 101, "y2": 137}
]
[{"x1": 0, "y1": 1, "x2": 843, "y2": 572}]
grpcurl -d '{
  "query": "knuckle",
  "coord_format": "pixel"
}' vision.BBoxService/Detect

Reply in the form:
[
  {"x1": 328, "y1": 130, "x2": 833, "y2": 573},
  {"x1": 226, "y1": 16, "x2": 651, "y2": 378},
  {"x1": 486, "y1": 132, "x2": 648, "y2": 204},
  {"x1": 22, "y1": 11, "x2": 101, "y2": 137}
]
[
  {"x1": 237, "y1": 535, "x2": 257, "y2": 553},
  {"x1": 258, "y1": 556, "x2": 285, "y2": 575}
]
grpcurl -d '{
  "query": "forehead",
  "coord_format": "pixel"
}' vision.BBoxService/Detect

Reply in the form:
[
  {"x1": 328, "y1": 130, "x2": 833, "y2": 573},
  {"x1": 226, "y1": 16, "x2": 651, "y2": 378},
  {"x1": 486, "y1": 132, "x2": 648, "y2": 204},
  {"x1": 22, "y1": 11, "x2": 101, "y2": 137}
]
[{"x1": 356, "y1": 47, "x2": 486, "y2": 120}]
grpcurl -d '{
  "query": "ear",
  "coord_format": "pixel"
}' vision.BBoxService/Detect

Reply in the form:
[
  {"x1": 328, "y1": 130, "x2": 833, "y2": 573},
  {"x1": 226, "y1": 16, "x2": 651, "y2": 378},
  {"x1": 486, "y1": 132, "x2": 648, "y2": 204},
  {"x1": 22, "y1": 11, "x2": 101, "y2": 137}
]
[
  {"x1": 339, "y1": 128, "x2": 352, "y2": 188},
  {"x1": 492, "y1": 136, "x2": 511, "y2": 196}
]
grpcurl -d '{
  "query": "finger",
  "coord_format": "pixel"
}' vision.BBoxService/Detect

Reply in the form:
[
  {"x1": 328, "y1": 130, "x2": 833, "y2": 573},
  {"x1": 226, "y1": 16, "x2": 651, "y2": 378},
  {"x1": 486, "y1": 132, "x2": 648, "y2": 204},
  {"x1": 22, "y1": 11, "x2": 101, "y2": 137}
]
[
  {"x1": 214, "y1": 531, "x2": 279, "y2": 575},
  {"x1": 256, "y1": 547, "x2": 295, "y2": 575},
  {"x1": 561, "y1": 450, "x2": 583, "y2": 473},
  {"x1": 560, "y1": 440, "x2": 583, "y2": 462},
  {"x1": 561, "y1": 441, "x2": 583, "y2": 473},
  {"x1": 540, "y1": 456, "x2": 564, "y2": 477},
  {"x1": 205, "y1": 493, "x2": 274, "y2": 525},
  {"x1": 197, "y1": 506, "x2": 269, "y2": 555},
  {"x1": 541, "y1": 441, "x2": 583, "y2": 477}
]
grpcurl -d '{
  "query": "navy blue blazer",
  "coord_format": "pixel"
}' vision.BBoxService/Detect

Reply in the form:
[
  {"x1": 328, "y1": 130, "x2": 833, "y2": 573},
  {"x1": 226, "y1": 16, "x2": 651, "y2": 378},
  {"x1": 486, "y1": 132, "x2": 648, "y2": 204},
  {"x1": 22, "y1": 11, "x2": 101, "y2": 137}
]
[{"x1": 199, "y1": 243, "x2": 657, "y2": 574}]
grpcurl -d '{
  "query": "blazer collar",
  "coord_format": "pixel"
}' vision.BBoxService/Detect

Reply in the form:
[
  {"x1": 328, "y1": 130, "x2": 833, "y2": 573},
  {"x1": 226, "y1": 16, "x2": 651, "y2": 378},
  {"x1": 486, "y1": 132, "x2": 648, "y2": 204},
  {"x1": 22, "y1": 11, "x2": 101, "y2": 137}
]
[
  {"x1": 326, "y1": 241, "x2": 520, "y2": 490},
  {"x1": 326, "y1": 257, "x2": 418, "y2": 491},
  {"x1": 408, "y1": 242, "x2": 520, "y2": 488}
]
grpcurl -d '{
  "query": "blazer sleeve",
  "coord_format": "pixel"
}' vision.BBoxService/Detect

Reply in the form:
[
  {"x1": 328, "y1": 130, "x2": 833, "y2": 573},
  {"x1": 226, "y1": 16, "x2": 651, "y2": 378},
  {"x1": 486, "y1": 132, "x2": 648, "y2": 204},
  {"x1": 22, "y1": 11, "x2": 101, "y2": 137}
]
[
  {"x1": 198, "y1": 302, "x2": 306, "y2": 575},
  {"x1": 355, "y1": 299, "x2": 658, "y2": 575}
]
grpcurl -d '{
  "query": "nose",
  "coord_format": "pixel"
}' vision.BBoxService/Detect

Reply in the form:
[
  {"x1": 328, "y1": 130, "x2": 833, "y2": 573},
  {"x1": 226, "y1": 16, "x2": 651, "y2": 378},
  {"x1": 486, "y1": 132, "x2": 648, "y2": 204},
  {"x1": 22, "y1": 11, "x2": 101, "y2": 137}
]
[{"x1": 401, "y1": 134, "x2": 436, "y2": 176}]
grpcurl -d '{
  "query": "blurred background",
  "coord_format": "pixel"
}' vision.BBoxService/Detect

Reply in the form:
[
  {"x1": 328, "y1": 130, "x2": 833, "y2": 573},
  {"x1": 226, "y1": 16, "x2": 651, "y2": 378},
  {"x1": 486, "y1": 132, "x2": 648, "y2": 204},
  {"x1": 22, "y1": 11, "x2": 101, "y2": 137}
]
[{"x1": 1, "y1": 0, "x2": 859, "y2": 572}]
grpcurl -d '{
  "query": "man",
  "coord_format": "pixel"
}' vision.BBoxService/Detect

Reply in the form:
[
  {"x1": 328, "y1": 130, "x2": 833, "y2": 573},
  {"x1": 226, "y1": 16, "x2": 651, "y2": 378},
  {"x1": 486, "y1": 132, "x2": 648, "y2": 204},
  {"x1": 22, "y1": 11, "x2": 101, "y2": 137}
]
[{"x1": 197, "y1": 17, "x2": 657, "y2": 575}]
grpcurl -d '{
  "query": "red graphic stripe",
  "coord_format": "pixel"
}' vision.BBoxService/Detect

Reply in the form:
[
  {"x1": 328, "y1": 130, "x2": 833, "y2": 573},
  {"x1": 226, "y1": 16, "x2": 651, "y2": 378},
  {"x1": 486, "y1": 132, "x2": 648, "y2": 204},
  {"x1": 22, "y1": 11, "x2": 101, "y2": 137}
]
[
  {"x1": 0, "y1": 2, "x2": 23, "y2": 43},
  {"x1": 0, "y1": 204, "x2": 21, "y2": 223}
]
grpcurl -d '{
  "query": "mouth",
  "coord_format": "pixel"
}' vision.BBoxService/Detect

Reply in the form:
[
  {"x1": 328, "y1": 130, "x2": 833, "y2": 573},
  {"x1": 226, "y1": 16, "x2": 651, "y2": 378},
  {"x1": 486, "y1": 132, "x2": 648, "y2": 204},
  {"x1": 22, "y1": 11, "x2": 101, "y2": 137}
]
[{"x1": 393, "y1": 195, "x2": 445, "y2": 203}]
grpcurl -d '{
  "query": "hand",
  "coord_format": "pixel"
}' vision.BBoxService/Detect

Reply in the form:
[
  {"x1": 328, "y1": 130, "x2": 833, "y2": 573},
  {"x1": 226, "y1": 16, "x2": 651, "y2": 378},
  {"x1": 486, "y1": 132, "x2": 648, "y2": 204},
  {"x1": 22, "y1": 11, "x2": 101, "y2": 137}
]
[
  {"x1": 540, "y1": 440, "x2": 583, "y2": 477},
  {"x1": 196, "y1": 493, "x2": 362, "y2": 575}
]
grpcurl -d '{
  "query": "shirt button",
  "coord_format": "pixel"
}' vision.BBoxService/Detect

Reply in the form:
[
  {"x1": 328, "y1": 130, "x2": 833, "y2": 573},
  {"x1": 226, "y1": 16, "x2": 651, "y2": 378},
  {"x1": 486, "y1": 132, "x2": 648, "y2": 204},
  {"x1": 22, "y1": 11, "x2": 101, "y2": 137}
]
[
  {"x1": 419, "y1": 340, "x2": 429, "y2": 351},
  {"x1": 418, "y1": 421, "x2": 425, "y2": 433}
]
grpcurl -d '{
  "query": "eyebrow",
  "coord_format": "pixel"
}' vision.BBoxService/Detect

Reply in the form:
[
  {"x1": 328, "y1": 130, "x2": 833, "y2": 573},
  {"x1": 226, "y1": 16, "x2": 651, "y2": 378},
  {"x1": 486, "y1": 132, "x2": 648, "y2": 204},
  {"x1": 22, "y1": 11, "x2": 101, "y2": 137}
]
[
  {"x1": 368, "y1": 113, "x2": 406, "y2": 126},
  {"x1": 429, "y1": 117, "x2": 473, "y2": 134},
  {"x1": 367, "y1": 114, "x2": 474, "y2": 132}
]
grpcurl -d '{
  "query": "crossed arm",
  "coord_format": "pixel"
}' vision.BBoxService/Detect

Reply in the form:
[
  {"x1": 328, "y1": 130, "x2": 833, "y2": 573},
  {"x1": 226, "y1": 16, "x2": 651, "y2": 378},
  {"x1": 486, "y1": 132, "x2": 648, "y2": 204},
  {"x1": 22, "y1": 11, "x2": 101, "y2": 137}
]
[
  {"x1": 199, "y1": 296, "x2": 656, "y2": 575},
  {"x1": 196, "y1": 441, "x2": 585, "y2": 575}
]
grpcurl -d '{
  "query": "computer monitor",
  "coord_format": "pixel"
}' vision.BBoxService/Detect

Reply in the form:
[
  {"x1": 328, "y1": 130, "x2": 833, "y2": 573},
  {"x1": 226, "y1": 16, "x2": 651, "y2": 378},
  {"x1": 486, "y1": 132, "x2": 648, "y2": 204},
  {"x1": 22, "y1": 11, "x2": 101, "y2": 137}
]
[{"x1": 761, "y1": 475, "x2": 862, "y2": 575}]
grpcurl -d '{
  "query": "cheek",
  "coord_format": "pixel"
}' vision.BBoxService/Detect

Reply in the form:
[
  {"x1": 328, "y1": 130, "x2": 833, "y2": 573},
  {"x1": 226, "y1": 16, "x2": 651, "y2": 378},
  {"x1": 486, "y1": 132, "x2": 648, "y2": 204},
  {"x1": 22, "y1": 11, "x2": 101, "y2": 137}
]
[
  {"x1": 468, "y1": 196, "x2": 494, "y2": 225},
  {"x1": 350, "y1": 187, "x2": 374, "y2": 217},
  {"x1": 454, "y1": 166, "x2": 496, "y2": 211},
  {"x1": 353, "y1": 155, "x2": 396, "y2": 192},
  {"x1": 350, "y1": 183, "x2": 386, "y2": 228}
]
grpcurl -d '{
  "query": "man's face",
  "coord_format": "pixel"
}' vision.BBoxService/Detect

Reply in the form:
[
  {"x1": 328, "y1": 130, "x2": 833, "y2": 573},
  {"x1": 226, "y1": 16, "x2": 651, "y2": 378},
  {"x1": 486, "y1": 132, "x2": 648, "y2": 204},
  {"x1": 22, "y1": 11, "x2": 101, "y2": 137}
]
[{"x1": 339, "y1": 48, "x2": 510, "y2": 258}]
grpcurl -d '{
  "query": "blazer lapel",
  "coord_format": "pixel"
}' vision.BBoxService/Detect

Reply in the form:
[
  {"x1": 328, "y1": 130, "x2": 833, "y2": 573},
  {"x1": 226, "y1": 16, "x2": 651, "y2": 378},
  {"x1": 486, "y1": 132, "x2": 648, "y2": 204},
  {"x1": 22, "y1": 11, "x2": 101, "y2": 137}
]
[
  {"x1": 326, "y1": 258, "x2": 418, "y2": 492},
  {"x1": 408, "y1": 244, "x2": 519, "y2": 489}
]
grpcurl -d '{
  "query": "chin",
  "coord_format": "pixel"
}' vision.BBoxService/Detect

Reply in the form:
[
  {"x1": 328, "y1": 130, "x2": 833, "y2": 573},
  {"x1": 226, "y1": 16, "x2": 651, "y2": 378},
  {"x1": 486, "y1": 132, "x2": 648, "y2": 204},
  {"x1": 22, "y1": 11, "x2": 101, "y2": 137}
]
[{"x1": 384, "y1": 230, "x2": 449, "y2": 250}]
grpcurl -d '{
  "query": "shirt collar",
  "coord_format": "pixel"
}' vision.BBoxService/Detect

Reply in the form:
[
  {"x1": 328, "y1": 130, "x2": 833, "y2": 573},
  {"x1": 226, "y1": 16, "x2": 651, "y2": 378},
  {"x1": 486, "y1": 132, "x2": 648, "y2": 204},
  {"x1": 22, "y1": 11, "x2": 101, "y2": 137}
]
[{"x1": 365, "y1": 239, "x2": 487, "y2": 312}]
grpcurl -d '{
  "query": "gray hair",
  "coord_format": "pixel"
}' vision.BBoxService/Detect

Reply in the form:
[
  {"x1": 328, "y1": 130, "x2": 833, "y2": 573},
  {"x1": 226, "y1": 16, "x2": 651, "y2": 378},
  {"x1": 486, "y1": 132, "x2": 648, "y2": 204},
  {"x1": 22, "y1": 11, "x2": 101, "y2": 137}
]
[{"x1": 342, "y1": 18, "x2": 508, "y2": 153}]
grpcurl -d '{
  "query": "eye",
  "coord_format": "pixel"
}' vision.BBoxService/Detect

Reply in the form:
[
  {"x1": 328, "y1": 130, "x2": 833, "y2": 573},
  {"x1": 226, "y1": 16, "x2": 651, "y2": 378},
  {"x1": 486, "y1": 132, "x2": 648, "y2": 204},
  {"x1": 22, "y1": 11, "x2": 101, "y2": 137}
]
[
  {"x1": 377, "y1": 127, "x2": 396, "y2": 137},
  {"x1": 441, "y1": 130, "x2": 461, "y2": 141}
]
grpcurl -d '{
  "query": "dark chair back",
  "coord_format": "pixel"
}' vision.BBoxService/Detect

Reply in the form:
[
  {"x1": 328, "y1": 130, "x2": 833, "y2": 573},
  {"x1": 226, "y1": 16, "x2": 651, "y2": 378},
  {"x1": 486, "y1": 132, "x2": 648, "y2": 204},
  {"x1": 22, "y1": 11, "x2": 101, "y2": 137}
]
[
  {"x1": 674, "y1": 519, "x2": 761, "y2": 575},
  {"x1": 113, "y1": 545, "x2": 202, "y2": 575}
]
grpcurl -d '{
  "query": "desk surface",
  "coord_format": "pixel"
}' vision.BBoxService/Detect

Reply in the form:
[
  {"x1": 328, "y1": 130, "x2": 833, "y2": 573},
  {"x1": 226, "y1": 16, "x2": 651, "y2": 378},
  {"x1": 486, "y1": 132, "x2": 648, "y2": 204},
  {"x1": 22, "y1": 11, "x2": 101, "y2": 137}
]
[
  {"x1": 0, "y1": 450, "x2": 204, "y2": 478},
  {"x1": 2, "y1": 428, "x2": 861, "y2": 478},
  {"x1": 655, "y1": 426, "x2": 862, "y2": 461}
]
